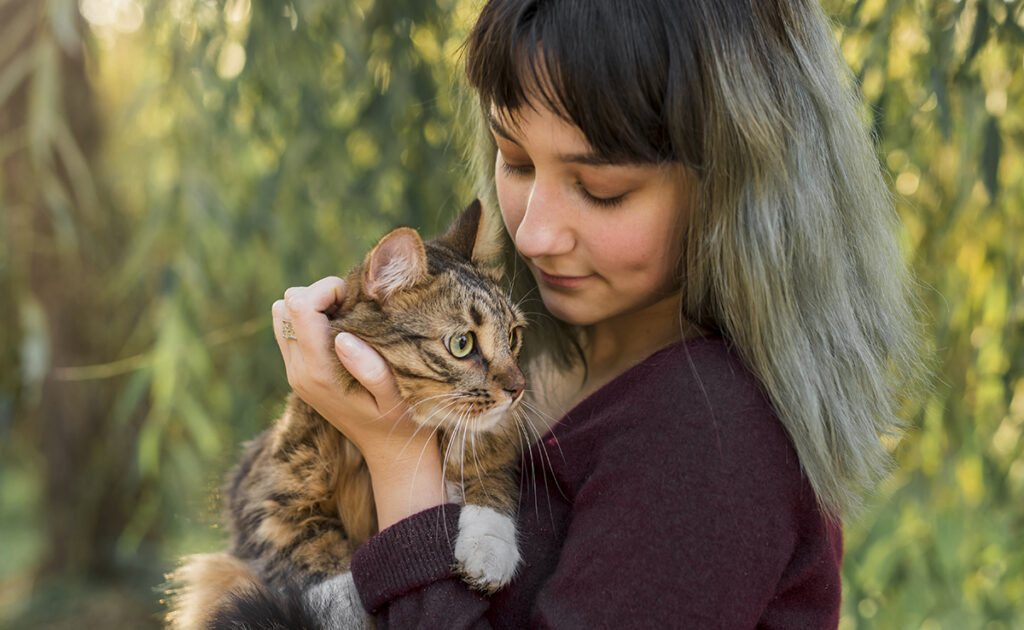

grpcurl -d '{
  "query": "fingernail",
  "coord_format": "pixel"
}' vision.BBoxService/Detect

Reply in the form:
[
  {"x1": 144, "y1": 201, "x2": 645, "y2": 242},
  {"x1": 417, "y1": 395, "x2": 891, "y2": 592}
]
[{"x1": 336, "y1": 332, "x2": 359, "y2": 356}]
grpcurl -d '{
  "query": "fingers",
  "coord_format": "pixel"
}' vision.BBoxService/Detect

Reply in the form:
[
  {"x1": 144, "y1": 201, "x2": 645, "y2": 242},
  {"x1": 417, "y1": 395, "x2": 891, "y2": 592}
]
[
  {"x1": 284, "y1": 276, "x2": 345, "y2": 317},
  {"x1": 335, "y1": 332, "x2": 405, "y2": 416},
  {"x1": 279, "y1": 277, "x2": 341, "y2": 353},
  {"x1": 271, "y1": 297, "x2": 295, "y2": 352},
  {"x1": 272, "y1": 276, "x2": 407, "y2": 430},
  {"x1": 273, "y1": 277, "x2": 345, "y2": 387}
]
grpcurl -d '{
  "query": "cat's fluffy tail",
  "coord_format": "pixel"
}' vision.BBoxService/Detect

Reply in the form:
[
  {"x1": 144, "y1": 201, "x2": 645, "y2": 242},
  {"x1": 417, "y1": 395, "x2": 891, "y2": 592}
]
[
  {"x1": 164, "y1": 552, "x2": 264, "y2": 629},
  {"x1": 205, "y1": 581, "x2": 319, "y2": 630},
  {"x1": 164, "y1": 552, "x2": 370, "y2": 630}
]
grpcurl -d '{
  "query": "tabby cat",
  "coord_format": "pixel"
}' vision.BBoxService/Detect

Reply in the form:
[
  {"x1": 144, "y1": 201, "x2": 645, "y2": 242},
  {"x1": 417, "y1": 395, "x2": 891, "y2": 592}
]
[{"x1": 166, "y1": 200, "x2": 527, "y2": 629}]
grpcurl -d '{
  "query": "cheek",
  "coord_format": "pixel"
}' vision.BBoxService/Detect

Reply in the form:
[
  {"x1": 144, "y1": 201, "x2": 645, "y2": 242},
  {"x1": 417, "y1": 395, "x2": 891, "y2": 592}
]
[
  {"x1": 592, "y1": 218, "x2": 681, "y2": 280},
  {"x1": 591, "y1": 223, "x2": 658, "y2": 270}
]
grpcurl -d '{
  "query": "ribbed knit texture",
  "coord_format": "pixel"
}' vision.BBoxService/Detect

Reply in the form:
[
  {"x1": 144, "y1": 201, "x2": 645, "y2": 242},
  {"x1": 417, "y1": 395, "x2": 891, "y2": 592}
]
[
  {"x1": 351, "y1": 338, "x2": 843, "y2": 629},
  {"x1": 351, "y1": 503, "x2": 462, "y2": 613}
]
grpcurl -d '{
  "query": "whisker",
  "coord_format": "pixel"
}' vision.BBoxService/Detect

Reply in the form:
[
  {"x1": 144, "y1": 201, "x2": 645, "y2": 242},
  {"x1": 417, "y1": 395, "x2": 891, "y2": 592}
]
[
  {"x1": 459, "y1": 416, "x2": 469, "y2": 502},
  {"x1": 442, "y1": 411, "x2": 464, "y2": 491},
  {"x1": 469, "y1": 427, "x2": 489, "y2": 503},
  {"x1": 521, "y1": 398, "x2": 567, "y2": 462},
  {"x1": 513, "y1": 409, "x2": 541, "y2": 524},
  {"x1": 398, "y1": 396, "x2": 462, "y2": 460},
  {"x1": 390, "y1": 393, "x2": 460, "y2": 446},
  {"x1": 517, "y1": 404, "x2": 569, "y2": 507}
]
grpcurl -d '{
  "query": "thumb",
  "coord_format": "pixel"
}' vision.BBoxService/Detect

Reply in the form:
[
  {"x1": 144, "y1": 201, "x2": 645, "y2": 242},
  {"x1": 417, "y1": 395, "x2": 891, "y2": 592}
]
[{"x1": 335, "y1": 332, "x2": 402, "y2": 408}]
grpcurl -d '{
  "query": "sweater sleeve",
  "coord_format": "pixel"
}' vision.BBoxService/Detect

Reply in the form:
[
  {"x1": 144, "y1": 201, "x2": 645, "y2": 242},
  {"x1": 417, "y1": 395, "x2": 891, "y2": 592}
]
[{"x1": 350, "y1": 503, "x2": 495, "y2": 629}]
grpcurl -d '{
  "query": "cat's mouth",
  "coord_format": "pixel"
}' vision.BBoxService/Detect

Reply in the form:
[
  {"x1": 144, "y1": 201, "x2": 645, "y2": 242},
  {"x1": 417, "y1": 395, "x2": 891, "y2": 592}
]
[
  {"x1": 473, "y1": 399, "x2": 518, "y2": 432},
  {"x1": 412, "y1": 394, "x2": 520, "y2": 433}
]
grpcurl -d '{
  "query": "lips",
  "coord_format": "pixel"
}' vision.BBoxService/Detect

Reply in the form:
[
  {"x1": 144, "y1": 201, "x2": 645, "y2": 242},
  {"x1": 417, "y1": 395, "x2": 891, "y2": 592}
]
[{"x1": 535, "y1": 267, "x2": 594, "y2": 289}]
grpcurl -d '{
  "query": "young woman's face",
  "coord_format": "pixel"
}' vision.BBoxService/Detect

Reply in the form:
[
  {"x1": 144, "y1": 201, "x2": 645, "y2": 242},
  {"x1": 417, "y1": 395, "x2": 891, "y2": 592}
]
[{"x1": 492, "y1": 105, "x2": 692, "y2": 328}]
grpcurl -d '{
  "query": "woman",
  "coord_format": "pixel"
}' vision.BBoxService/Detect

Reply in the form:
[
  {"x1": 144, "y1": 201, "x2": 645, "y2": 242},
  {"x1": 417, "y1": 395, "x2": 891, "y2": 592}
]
[{"x1": 274, "y1": 0, "x2": 922, "y2": 627}]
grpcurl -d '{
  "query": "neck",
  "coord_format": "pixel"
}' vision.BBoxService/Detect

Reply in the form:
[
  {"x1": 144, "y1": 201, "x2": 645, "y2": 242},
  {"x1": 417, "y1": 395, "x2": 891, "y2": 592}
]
[
  {"x1": 580, "y1": 292, "x2": 692, "y2": 397},
  {"x1": 524, "y1": 292, "x2": 697, "y2": 433}
]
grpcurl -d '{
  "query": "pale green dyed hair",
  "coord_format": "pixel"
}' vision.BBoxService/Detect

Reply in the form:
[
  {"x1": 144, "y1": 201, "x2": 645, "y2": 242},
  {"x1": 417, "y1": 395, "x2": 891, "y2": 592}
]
[{"x1": 461, "y1": 0, "x2": 925, "y2": 521}]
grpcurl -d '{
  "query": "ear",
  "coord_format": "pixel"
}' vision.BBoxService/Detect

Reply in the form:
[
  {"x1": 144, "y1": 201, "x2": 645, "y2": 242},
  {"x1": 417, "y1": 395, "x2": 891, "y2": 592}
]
[
  {"x1": 363, "y1": 227, "x2": 428, "y2": 302},
  {"x1": 436, "y1": 199, "x2": 485, "y2": 262}
]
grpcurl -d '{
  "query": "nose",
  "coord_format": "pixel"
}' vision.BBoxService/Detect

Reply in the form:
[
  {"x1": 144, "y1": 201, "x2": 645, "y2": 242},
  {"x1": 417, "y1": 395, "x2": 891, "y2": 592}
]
[
  {"x1": 514, "y1": 183, "x2": 574, "y2": 259},
  {"x1": 499, "y1": 369, "x2": 526, "y2": 402},
  {"x1": 504, "y1": 383, "x2": 524, "y2": 402}
]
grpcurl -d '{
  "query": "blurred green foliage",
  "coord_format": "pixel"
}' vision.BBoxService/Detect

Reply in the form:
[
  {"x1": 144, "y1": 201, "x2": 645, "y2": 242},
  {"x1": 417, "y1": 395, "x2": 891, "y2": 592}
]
[
  {"x1": 822, "y1": 1, "x2": 1024, "y2": 628},
  {"x1": 0, "y1": 0, "x2": 1021, "y2": 628}
]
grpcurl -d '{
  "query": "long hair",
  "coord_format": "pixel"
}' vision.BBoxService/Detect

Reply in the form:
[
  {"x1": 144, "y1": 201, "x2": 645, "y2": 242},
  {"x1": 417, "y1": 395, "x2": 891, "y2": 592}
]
[{"x1": 463, "y1": 0, "x2": 925, "y2": 520}]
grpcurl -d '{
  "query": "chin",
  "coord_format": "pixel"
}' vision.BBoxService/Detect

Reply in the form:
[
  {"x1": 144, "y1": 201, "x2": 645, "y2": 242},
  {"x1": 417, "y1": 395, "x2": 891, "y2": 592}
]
[
  {"x1": 474, "y1": 404, "x2": 515, "y2": 433},
  {"x1": 541, "y1": 298, "x2": 603, "y2": 328}
]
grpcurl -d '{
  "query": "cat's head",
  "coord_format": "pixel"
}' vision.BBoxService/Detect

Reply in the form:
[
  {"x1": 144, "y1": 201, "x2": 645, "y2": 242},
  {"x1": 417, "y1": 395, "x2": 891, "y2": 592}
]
[{"x1": 340, "y1": 200, "x2": 526, "y2": 433}]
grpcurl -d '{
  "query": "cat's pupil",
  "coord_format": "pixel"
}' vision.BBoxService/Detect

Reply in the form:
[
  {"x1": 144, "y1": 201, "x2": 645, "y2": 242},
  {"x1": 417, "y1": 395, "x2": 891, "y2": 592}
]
[{"x1": 449, "y1": 332, "x2": 475, "y2": 358}]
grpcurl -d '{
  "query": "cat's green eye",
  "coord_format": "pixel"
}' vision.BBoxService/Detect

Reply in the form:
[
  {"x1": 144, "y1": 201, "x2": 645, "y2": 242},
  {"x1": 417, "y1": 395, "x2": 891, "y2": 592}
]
[
  {"x1": 509, "y1": 328, "x2": 519, "y2": 350},
  {"x1": 448, "y1": 332, "x2": 475, "y2": 358}
]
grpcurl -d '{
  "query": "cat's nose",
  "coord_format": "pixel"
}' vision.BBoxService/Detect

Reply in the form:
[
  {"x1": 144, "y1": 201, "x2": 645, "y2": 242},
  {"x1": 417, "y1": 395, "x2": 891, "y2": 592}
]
[
  {"x1": 500, "y1": 371, "x2": 525, "y2": 402},
  {"x1": 504, "y1": 384, "x2": 524, "y2": 401}
]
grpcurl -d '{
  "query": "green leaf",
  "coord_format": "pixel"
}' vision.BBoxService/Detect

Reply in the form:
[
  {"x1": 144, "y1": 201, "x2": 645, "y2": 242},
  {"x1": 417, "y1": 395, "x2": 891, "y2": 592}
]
[
  {"x1": 981, "y1": 115, "x2": 1002, "y2": 202},
  {"x1": 179, "y1": 393, "x2": 222, "y2": 459},
  {"x1": 961, "y1": 0, "x2": 990, "y2": 69},
  {"x1": 27, "y1": 39, "x2": 58, "y2": 168},
  {"x1": 46, "y1": 0, "x2": 81, "y2": 54},
  {"x1": 16, "y1": 291, "x2": 50, "y2": 391}
]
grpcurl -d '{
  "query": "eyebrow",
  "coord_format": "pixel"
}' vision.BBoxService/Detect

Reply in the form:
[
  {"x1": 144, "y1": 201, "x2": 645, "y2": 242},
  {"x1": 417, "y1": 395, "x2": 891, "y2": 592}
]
[{"x1": 487, "y1": 113, "x2": 624, "y2": 167}]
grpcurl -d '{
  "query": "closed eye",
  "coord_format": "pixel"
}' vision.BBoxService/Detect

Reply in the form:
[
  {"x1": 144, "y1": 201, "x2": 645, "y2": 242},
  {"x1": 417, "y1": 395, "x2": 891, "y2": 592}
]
[
  {"x1": 500, "y1": 159, "x2": 533, "y2": 178},
  {"x1": 578, "y1": 184, "x2": 626, "y2": 208}
]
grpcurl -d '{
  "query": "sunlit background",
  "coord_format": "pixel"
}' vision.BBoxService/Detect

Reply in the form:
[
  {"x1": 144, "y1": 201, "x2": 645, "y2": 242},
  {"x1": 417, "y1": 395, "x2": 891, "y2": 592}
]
[{"x1": 1, "y1": 0, "x2": 1022, "y2": 628}]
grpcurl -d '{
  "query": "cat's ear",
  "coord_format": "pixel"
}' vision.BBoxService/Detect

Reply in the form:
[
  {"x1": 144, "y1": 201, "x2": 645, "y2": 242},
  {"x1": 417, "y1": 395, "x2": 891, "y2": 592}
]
[
  {"x1": 437, "y1": 199, "x2": 489, "y2": 262},
  {"x1": 363, "y1": 227, "x2": 428, "y2": 302}
]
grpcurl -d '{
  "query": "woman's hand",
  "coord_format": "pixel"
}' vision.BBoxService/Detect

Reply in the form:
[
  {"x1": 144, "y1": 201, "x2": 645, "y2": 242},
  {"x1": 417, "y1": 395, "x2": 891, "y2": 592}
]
[{"x1": 271, "y1": 276, "x2": 446, "y2": 528}]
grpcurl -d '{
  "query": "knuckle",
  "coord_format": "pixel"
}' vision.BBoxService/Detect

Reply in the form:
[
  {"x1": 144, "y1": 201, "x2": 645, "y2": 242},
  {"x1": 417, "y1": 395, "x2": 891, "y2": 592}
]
[
  {"x1": 325, "y1": 276, "x2": 345, "y2": 291},
  {"x1": 365, "y1": 367, "x2": 391, "y2": 388}
]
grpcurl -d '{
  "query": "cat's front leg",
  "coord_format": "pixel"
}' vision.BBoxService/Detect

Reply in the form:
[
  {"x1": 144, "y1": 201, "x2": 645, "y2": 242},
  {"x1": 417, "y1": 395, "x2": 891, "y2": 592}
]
[
  {"x1": 446, "y1": 429, "x2": 522, "y2": 593},
  {"x1": 453, "y1": 504, "x2": 521, "y2": 594}
]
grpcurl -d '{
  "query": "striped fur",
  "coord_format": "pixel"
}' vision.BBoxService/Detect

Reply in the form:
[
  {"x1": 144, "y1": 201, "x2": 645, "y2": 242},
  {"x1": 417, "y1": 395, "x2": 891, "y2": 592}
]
[{"x1": 166, "y1": 201, "x2": 527, "y2": 629}]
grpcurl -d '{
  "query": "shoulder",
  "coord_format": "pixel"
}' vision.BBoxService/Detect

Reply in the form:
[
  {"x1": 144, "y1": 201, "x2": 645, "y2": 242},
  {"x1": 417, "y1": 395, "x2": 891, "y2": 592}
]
[
  {"x1": 542, "y1": 338, "x2": 838, "y2": 624},
  {"x1": 586, "y1": 337, "x2": 788, "y2": 454},
  {"x1": 564, "y1": 336, "x2": 811, "y2": 525}
]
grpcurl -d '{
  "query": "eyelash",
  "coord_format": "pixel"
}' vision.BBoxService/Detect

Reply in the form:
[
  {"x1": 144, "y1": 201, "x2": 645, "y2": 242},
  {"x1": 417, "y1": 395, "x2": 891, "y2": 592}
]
[
  {"x1": 499, "y1": 160, "x2": 532, "y2": 178},
  {"x1": 499, "y1": 159, "x2": 626, "y2": 208}
]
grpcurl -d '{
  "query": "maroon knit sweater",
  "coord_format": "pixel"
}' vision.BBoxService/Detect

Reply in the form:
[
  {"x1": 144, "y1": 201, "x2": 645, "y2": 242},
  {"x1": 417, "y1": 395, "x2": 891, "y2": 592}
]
[{"x1": 351, "y1": 337, "x2": 842, "y2": 629}]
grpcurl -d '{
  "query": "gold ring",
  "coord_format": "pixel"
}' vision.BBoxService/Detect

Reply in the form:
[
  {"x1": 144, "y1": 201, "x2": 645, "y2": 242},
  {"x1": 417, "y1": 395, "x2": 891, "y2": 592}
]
[{"x1": 281, "y1": 320, "x2": 296, "y2": 340}]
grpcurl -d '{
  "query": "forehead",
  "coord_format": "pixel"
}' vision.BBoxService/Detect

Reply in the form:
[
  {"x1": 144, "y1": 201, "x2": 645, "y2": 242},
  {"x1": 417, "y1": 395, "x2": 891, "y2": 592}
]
[
  {"x1": 490, "y1": 105, "x2": 646, "y2": 169},
  {"x1": 433, "y1": 265, "x2": 520, "y2": 323},
  {"x1": 479, "y1": 25, "x2": 660, "y2": 167}
]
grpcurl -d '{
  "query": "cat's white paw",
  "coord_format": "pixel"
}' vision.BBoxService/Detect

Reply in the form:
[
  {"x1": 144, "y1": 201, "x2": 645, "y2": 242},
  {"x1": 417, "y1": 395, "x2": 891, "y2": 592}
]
[
  {"x1": 303, "y1": 571, "x2": 373, "y2": 630},
  {"x1": 454, "y1": 505, "x2": 520, "y2": 593}
]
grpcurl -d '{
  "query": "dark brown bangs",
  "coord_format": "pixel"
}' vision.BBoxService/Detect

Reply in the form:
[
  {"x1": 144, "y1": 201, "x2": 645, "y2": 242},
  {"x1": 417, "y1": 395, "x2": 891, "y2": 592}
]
[{"x1": 464, "y1": 0, "x2": 705, "y2": 169}]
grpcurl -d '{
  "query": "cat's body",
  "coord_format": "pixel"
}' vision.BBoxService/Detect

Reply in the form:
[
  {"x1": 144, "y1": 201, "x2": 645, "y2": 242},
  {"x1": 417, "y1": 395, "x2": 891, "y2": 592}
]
[{"x1": 166, "y1": 201, "x2": 527, "y2": 630}]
